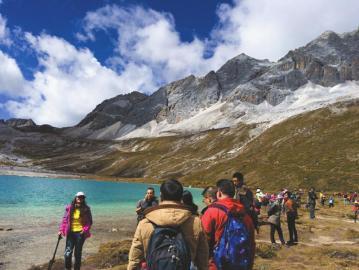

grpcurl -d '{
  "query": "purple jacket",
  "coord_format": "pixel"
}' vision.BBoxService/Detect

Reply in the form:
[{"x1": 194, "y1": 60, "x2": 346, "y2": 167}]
[{"x1": 59, "y1": 204, "x2": 93, "y2": 238}]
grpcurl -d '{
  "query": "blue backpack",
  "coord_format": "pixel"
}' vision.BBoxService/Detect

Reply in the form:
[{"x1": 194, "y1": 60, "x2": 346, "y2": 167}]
[{"x1": 210, "y1": 204, "x2": 251, "y2": 270}]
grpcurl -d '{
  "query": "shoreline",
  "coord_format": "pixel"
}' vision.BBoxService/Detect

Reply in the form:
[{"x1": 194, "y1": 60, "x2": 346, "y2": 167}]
[
  {"x1": 0, "y1": 166, "x2": 201, "y2": 189},
  {"x1": 0, "y1": 215, "x2": 136, "y2": 270},
  {"x1": 0, "y1": 165, "x2": 154, "y2": 184}
]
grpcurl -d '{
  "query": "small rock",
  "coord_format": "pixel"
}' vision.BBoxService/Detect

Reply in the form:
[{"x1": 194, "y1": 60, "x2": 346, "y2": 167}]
[
  {"x1": 6, "y1": 228, "x2": 13, "y2": 231},
  {"x1": 0, "y1": 228, "x2": 4, "y2": 231},
  {"x1": 111, "y1": 228, "x2": 118, "y2": 232}
]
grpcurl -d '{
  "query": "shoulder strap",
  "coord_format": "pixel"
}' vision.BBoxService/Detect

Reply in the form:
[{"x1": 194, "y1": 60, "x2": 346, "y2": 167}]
[{"x1": 208, "y1": 203, "x2": 229, "y2": 214}]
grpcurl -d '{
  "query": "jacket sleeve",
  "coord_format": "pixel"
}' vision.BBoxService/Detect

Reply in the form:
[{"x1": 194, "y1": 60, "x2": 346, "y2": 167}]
[
  {"x1": 201, "y1": 208, "x2": 215, "y2": 241},
  {"x1": 59, "y1": 205, "x2": 69, "y2": 235},
  {"x1": 127, "y1": 224, "x2": 145, "y2": 270},
  {"x1": 193, "y1": 221, "x2": 209, "y2": 270},
  {"x1": 82, "y1": 207, "x2": 93, "y2": 237}
]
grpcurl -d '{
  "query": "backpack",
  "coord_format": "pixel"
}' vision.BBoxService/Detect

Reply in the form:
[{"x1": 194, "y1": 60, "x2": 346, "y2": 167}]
[
  {"x1": 209, "y1": 204, "x2": 251, "y2": 270},
  {"x1": 146, "y1": 222, "x2": 191, "y2": 270}
]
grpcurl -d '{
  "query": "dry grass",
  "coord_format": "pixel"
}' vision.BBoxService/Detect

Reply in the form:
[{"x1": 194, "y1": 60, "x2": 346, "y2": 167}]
[
  {"x1": 28, "y1": 200, "x2": 358, "y2": 270},
  {"x1": 5, "y1": 100, "x2": 358, "y2": 191},
  {"x1": 254, "y1": 201, "x2": 359, "y2": 269}
]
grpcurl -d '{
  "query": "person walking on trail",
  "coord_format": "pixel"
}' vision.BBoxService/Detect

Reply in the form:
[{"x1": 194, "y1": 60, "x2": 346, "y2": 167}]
[
  {"x1": 328, "y1": 195, "x2": 335, "y2": 208},
  {"x1": 353, "y1": 199, "x2": 359, "y2": 223},
  {"x1": 58, "y1": 191, "x2": 93, "y2": 270},
  {"x1": 284, "y1": 191, "x2": 298, "y2": 245},
  {"x1": 267, "y1": 194, "x2": 286, "y2": 246},
  {"x1": 136, "y1": 187, "x2": 159, "y2": 223},
  {"x1": 307, "y1": 187, "x2": 318, "y2": 219},
  {"x1": 319, "y1": 191, "x2": 326, "y2": 206},
  {"x1": 128, "y1": 179, "x2": 209, "y2": 270},
  {"x1": 201, "y1": 179, "x2": 255, "y2": 270}
]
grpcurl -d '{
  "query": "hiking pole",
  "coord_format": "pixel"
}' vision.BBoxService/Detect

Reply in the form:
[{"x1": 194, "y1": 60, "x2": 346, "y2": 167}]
[{"x1": 48, "y1": 234, "x2": 62, "y2": 270}]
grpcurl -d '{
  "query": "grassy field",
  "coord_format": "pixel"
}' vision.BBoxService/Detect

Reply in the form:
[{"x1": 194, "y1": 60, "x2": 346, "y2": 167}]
[{"x1": 29, "y1": 199, "x2": 358, "y2": 270}]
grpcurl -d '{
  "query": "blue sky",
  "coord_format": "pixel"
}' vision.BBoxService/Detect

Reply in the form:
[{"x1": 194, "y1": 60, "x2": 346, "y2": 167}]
[{"x1": 0, "y1": 0, "x2": 358, "y2": 127}]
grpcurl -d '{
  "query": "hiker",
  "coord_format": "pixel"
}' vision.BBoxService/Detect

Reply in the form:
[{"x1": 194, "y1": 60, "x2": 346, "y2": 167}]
[
  {"x1": 319, "y1": 191, "x2": 326, "y2": 206},
  {"x1": 255, "y1": 188, "x2": 265, "y2": 204},
  {"x1": 353, "y1": 199, "x2": 359, "y2": 223},
  {"x1": 136, "y1": 187, "x2": 159, "y2": 223},
  {"x1": 58, "y1": 192, "x2": 93, "y2": 270},
  {"x1": 284, "y1": 191, "x2": 298, "y2": 245},
  {"x1": 232, "y1": 172, "x2": 259, "y2": 233},
  {"x1": 328, "y1": 195, "x2": 334, "y2": 208},
  {"x1": 232, "y1": 172, "x2": 254, "y2": 210},
  {"x1": 343, "y1": 193, "x2": 349, "y2": 206},
  {"x1": 128, "y1": 179, "x2": 209, "y2": 270},
  {"x1": 307, "y1": 187, "x2": 318, "y2": 219},
  {"x1": 182, "y1": 190, "x2": 199, "y2": 215},
  {"x1": 201, "y1": 179, "x2": 255, "y2": 270},
  {"x1": 267, "y1": 194, "x2": 285, "y2": 246},
  {"x1": 201, "y1": 186, "x2": 217, "y2": 215}
]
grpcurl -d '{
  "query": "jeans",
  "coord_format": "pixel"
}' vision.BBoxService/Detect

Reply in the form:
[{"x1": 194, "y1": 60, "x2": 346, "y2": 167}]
[
  {"x1": 309, "y1": 204, "x2": 315, "y2": 219},
  {"x1": 287, "y1": 214, "x2": 298, "y2": 242},
  {"x1": 64, "y1": 232, "x2": 85, "y2": 270},
  {"x1": 270, "y1": 223, "x2": 285, "y2": 244}
]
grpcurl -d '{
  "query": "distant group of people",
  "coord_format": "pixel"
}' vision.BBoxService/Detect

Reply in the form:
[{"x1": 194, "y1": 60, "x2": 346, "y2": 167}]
[
  {"x1": 56, "y1": 177, "x2": 358, "y2": 270},
  {"x1": 128, "y1": 172, "x2": 304, "y2": 270}
]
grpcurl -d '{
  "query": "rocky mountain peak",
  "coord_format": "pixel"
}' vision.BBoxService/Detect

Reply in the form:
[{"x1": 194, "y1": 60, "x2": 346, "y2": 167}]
[
  {"x1": 67, "y1": 27, "x2": 359, "y2": 140},
  {"x1": 77, "y1": 91, "x2": 148, "y2": 130},
  {"x1": 5, "y1": 118, "x2": 36, "y2": 128}
]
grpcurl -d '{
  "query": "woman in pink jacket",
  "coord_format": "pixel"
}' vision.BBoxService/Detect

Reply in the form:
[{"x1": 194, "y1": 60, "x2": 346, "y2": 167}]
[{"x1": 58, "y1": 192, "x2": 93, "y2": 270}]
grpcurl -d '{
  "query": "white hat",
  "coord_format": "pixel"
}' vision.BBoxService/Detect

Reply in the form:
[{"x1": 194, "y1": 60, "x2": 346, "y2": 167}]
[
  {"x1": 256, "y1": 188, "x2": 261, "y2": 193},
  {"x1": 76, "y1": 191, "x2": 86, "y2": 197}
]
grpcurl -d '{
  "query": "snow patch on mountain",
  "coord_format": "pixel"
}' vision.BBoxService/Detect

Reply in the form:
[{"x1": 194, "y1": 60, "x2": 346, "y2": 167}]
[{"x1": 118, "y1": 81, "x2": 359, "y2": 140}]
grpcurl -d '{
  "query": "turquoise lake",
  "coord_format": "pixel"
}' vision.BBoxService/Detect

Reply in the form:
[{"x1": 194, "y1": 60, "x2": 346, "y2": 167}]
[
  {"x1": 0, "y1": 175, "x2": 204, "y2": 223},
  {"x1": 0, "y1": 175, "x2": 205, "y2": 269}
]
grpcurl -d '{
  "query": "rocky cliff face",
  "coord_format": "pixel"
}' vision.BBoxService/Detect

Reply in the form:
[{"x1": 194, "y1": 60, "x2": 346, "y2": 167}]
[
  {"x1": 66, "y1": 28, "x2": 359, "y2": 140},
  {"x1": 4, "y1": 118, "x2": 36, "y2": 128}
]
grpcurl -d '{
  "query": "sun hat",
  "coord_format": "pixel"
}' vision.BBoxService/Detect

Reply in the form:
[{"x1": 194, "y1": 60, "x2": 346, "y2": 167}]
[
  {"x1": 76, "y1": 191, "x2": 86, "y2": 197},
  {"x1": 256, "y1": 188, "x2": 261, "y2": 193}
]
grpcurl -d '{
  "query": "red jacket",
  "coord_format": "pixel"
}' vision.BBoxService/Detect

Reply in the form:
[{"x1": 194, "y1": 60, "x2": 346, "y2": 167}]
[{"x1": 201, "y1": 198, "x2": 255, "y2": 270}]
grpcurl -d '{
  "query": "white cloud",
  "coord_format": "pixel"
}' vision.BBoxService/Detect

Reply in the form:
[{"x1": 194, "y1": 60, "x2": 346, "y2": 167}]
[
  {"x1": 0, "y1": 51, "x2": 24, "y2": 96},
  {"x1": 80, "y1": 5, "x2": 210, "y2": 84},
  {"x1": 212, "y1": 0, "x2": 359, "y2": 61},
  {"x1": 0, "y1": 14, "x2": 12, "y2": 45},
  {"x1": 5, "y1": 34, "x2": 155, "y2": 127}
]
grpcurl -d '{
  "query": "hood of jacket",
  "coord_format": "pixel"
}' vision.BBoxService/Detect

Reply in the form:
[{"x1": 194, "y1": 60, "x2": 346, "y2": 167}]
[
  {"x1": 144, "y1": 200, "x2": 192, "y2": 227},
  {"x1": 215, "y1": 197, "x2": 246, "y2": 214}
]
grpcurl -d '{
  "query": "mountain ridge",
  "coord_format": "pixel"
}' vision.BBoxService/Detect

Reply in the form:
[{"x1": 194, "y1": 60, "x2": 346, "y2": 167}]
[{"x1": 60, "y1": 27, "x2": 359, "y2": 140}]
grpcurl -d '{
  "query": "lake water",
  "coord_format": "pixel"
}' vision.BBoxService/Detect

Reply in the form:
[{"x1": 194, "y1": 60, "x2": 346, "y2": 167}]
[
  {"x1": 0, "y1": 175, "x2": 204, "y2": 222},
  {"x1": 0, "y1": 175, "x2": 204, "y2": 270}
]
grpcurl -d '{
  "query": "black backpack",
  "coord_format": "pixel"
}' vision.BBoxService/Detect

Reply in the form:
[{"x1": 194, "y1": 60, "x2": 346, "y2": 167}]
[{"x1": 146, "y1": 223, "x2": 191, "y2": 270}]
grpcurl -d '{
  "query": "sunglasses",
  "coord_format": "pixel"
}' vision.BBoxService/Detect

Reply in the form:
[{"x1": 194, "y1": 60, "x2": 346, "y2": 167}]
[{"x1": 77, "y1": 196, "x2": 85, "y2": 199}]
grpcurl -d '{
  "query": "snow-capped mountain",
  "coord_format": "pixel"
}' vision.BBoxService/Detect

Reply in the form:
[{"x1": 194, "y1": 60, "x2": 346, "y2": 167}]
[{"x1": 63, "y1": 28, "x2": 359, "y2": 140}]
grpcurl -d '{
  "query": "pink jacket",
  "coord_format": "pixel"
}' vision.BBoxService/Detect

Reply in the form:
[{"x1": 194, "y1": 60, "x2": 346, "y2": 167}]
[{"x1": 59, "y1": 204, "x2": 93, "y2": 238}]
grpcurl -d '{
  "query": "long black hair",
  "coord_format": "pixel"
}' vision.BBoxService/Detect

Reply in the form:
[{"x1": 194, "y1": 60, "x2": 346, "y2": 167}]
[
  {"x1": 182, "y1": 190, "x2": 198, "y2": 215},
  {"x1": 70, "y1": 196, "x2": 90, "y2": 219}
]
